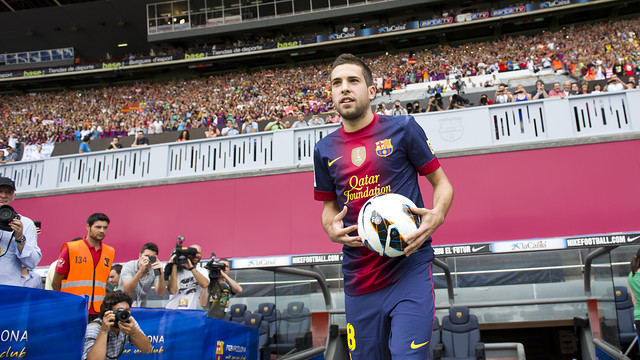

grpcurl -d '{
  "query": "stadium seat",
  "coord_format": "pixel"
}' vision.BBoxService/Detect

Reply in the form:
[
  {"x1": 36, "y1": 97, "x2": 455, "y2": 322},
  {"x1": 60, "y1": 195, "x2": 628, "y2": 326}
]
[
  {"x1": 269, "y1": 301, "x2": 312, "y2": 355},
  {"x1": 614, "y1": 286, "x2": 637, "y2": 348},
  {"x1": 437, "y1": 307, "x2": 485, "y2": 360},
  {"x1": 430, "y1": 316, "x2": 442, "y2": 360},
  {"x1": 229, "y1": 303, "x2": 252, "y2": 323},
  {"x1": 256, "y1": 302, "x2": 281, "y2": 344},
  {"x1": 244, "y1": 313, "x2": 271, "y2": 360}
]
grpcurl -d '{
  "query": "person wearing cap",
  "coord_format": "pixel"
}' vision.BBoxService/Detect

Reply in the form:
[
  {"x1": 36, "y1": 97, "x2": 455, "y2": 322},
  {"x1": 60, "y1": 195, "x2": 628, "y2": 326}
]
[{"x1": 0, "y1": 177, "x2": 42, "y2": 286}]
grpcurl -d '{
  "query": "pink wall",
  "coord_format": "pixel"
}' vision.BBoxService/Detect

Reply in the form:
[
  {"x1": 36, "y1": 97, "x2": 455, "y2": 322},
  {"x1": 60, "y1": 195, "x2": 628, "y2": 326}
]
[{"x1": 16, "y1": 139, "x2": 640, "y2": 265}]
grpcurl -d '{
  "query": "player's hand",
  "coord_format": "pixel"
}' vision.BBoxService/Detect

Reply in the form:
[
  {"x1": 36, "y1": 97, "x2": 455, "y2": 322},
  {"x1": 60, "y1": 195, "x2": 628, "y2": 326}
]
[
  {"x1": 403, "y1": 207, "x2": 445, "y2": 256},
  {"x1": 328, "y1": 206, "x2": 363, "y2": 247}
]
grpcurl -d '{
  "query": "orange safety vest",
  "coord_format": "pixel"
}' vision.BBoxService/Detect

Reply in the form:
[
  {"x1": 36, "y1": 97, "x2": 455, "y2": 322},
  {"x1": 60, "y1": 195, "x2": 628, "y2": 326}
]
[
  {"x1": 61, "y1": 239, "x2": 115, "y2": 313},
  {"x1": 384, "y1": 79, "x2": 391, "y2": 89}
]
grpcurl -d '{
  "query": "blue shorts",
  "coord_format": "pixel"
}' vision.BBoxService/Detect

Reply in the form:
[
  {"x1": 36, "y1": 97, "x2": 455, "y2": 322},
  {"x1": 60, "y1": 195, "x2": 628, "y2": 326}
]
[{"x1": 345, "y1": 261, "x2": 435, "y2": 360}]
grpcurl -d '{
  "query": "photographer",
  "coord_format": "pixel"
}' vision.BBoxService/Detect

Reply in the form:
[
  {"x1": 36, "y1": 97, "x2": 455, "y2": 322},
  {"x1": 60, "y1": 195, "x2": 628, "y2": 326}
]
[
  {"x1": 200, "y1": 258, "x2": 243, "y2": 319},
  {"x1": 494, "y1": 84, "x2": 512, "y2": 104},
  {"x1": 390, "y1": 101, "x2": 407, "y2": 116},
  {"x1": 511, "y1": 84, "x2": 531, "y2": 102},
  {"x1": 165, "y1": 243, "x2": 209, "y2": 309},
  {"x1": 604, "y1": 74, "x2": 627, "y2": 92},
  {"x1": 447, "y1": 94, "x2": 469, "y2": 110},
  {"x1": 119, "y1": 243, "x2": 165, "y2": 307},
  {"x1": 426, "y1": 94, "x2": 444, "y2": 112},
  {"x1": 0, "y1": 177, "x2": 41, "y2": 286},
  {"x1": 83, "y1": 291, "x2": 151, "y2": 360},
  {"x1": 264, "y1": 116, "x2": 286, "y2": 131},
  {"x1": 531, "y1": 80, "x2": 549, "y2": 100},
  {"x1": 479, "y1": 94, "x2": 493, "y2": 106}
]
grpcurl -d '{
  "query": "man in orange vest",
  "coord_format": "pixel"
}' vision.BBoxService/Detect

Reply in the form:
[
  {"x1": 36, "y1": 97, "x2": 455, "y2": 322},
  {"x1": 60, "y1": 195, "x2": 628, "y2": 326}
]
[{"x1": 52, "y1": 213, "x2": 115, "y2": 321}]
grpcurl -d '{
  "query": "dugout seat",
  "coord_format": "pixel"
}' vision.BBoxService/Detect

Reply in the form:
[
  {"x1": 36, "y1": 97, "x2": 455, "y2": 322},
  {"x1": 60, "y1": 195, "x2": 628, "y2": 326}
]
[
  {"x1": 269, "y1": 301, "x2": 312, "y2": 355},
  {"x1": 229, "y1": 304, "x2": 252, "y2": 324},
  {"x1": 244, "y1": 313, "x2": 271, "y2": 360},
  {"x1": 256, "y1": 302, "x2": 281, "y2": 344},
  {"x1": 614, "y1": 286, "x2": 637, "y2": 349},
  {"x1": 437, "y1": 307, "x2": 485, "y2": 360}
]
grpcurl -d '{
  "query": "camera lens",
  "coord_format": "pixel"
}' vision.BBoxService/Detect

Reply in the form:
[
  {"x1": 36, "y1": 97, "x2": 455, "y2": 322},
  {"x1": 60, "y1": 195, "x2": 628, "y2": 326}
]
[{"x1": 114, "y1": 308, "x2": 130, "y2": 324}]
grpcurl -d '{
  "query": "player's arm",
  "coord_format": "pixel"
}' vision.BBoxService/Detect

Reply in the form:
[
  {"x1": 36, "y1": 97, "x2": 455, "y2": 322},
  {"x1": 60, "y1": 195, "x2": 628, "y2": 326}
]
[
  {"x1": 630, "y1": 286, "x2": 636, "y2": 307},
  {"x1": 321, "y1": 200, "x2": 363, "y2": 247},
  {"x1": 404, "y1": 167, "x2": 454, "y2": 256}
]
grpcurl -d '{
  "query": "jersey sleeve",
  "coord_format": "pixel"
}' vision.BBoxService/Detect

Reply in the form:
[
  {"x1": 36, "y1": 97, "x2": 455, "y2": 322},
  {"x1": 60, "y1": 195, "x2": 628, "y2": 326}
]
[
  {"x1": 313, "y1": 145, "x2": 337, "y2": 201},
  {"x1": 405, "y1": 116, "x2": 440, "y2": 176}
]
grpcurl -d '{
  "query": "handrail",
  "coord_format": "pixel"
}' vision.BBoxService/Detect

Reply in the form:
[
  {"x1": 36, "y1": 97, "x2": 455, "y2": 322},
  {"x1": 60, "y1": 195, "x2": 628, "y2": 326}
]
[
  {"x1": 279, "y1": 346, "x2": 326, "y2": 360},
  {"x1": 272, "y1": 266, "x2": 333, "y2": 310},
  {"x1": 584, "y1": 246, "x2": 618, "y2": 297},
  {"x1": 433, "y1": 257, "x2": 454, "y2": 305},
  {"x1": 593, "y1": 338, "x2": 632, "y2": 360}
]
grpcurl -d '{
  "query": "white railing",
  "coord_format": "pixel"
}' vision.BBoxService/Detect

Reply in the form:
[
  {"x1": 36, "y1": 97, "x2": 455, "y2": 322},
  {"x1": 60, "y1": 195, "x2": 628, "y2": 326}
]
[{"x1": 2, "y1": 91, "x2": 639, "y2": 194}]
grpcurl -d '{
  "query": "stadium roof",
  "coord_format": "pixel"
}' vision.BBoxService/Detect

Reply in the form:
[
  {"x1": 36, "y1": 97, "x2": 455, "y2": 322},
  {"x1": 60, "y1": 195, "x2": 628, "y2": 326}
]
[{"x1": 0, "y1": 0, "x2": 99, "y2": 12}]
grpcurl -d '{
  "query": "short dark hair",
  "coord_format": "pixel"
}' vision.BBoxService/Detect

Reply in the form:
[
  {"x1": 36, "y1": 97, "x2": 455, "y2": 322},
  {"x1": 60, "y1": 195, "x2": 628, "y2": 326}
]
[
  {"x1": 140, "y1": 242, "x2": 159, "y2": 255},
  {"x1": 82, "y1": 135, "x2": 90, "y2": 142},
  {"x1": 87, "y1": 213, "x2": 110, "y2": 226},
  {"x1": 111, "y1": 264, "x2": 123, "y2": 274},
  {"x1": 99, "y1": 290, "x2": 132, "y2": 319},
  {"x1": 330, "y1": 53, "x2": 374, "y2": 87}
]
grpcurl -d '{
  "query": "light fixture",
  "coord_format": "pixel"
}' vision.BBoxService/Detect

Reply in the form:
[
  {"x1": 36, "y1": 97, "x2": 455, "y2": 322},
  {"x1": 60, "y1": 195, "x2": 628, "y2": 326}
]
[{"x1": 118, "y1": 43, "x2": 128, "y2": 47}]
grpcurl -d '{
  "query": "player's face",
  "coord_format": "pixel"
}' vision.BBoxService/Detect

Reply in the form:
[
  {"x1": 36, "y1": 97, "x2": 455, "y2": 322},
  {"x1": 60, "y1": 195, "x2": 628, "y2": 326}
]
[{"x1": 331, "y1": 64, "x2": 375, "y2": 122}]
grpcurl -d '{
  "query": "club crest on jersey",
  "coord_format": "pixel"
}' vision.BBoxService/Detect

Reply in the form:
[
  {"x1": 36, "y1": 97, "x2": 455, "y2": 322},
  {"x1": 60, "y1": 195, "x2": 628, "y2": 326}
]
[
  {"x1": 351, "y1": 147, "x2": 366, "y2": 167},
  {"x1": 375, "y1": 139, "x2": 393, "y2": 157}
]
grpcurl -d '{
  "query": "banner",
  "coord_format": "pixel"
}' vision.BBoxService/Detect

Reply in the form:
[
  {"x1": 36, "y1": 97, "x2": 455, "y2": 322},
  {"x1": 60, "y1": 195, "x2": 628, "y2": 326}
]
[
  {"x1": 0, "y1": 285, "x2": 88, "y2": 359},
  {"x1": 117, "y1": 308, "x2": 258, "y2": 360},
  {"x1": 0, "y1": 286, "x2": 257, "y2": 360},
  {"x1": 490, "y1": 5, "x2": 527, "y2": 17},
  {"x1": 419, "y1": 16, "x2": 454, "y2": 28},
  {"x1": 526, "y1": 0, "x2": 593, "y2": 11},
  {"x1": 455, "y1": 11, "x2": 490, "y2": 23}
]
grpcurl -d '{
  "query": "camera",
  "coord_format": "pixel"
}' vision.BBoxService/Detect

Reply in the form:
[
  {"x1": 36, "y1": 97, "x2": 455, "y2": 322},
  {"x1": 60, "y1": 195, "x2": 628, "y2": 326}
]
[
  {"x1": 205, "y1": 256, "x2": 226, "y2": 280},
  {"x1": 113, "y1": 308, "x2": 130, "y2": 326},
  {"x1": 0, "y1": 205, "x2": 20, "y2": 232},
  {"x1": 172, "y1": 235, "x2": 198, "y2": 265},
  {"x1": 480, "y1": 96, "x2": 488, "y2": 105}
]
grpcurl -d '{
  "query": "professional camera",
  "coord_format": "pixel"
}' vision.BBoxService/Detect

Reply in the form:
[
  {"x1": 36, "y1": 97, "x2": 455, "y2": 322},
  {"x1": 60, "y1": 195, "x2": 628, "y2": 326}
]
[
  {"x1": 480, "y1": 96, "x2": 488, "y2": 105},
  {"x1": 173, "y1": 235, "x2": 198, "y2": 265},
  {"x1": 0, "y1": 205, "x2": 20, "y2": 232},
  {"x1": 451, "y1": 94, "x2": 470, "y2": 105},
  {"x1": 113, "y1": 308, "x2": 130, "y2": 326},
  {"x1": 204, "y1": 253, "x2": 226, "y2": 280}
]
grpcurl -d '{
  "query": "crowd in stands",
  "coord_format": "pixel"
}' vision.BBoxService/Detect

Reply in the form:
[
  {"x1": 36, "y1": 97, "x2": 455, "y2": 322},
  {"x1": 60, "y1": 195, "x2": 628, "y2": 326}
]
[{"x1": 1, "y1": 16, "x2": 640, "y2": 158}]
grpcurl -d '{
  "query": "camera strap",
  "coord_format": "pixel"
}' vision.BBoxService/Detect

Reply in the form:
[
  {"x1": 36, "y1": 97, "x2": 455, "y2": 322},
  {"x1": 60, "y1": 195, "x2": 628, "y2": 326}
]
[{"x1": 0, "y1": 232, "x2": 15, "y2": 258}]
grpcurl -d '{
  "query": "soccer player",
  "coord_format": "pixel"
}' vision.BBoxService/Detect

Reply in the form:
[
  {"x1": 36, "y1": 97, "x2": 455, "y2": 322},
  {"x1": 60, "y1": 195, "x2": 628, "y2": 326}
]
[{"x1": 313, "y1": 53, "x2": 453, "y2": 359}]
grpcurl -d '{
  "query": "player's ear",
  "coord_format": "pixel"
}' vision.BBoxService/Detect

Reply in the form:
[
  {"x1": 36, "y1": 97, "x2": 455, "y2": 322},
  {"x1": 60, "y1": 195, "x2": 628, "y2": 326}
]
[{"x1": 368, "y1": 85, "x2": 376, "y2": 100}]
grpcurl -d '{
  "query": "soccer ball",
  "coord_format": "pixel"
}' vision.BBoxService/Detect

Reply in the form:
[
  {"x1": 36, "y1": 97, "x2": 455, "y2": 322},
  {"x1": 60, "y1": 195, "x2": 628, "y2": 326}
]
[{"x1": 357, "y1": 193, "x2": 421, "y2": 257}]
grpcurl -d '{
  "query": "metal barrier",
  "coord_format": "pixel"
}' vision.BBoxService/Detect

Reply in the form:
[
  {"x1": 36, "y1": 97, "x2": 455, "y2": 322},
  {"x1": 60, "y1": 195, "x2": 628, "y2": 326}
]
[{"x1": 2, "y1": 91, "x2": 639, "y2": 195}]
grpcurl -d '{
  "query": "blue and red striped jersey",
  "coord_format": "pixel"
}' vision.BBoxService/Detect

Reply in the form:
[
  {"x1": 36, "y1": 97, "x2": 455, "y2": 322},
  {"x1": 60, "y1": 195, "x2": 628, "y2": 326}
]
[{"x1": 313, "y1": 114, "x2": 441, "y2": 296}]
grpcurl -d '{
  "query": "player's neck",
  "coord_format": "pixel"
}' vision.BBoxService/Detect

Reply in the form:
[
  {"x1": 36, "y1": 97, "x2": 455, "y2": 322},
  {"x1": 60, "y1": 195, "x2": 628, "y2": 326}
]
[{"x1": 342, "y1": 111, "x2": 374, "y2": 133}]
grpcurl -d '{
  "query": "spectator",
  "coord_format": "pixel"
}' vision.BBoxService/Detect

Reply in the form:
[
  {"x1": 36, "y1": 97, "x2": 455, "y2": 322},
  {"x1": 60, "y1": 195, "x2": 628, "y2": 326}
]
[
  {"x1": 106, "y1": 137, "x2": 123, "y2": 150},
  {"x1": 292, "y1": 113, "x2": 309, "y2": 128},
  {"x1": 79, "y1": 136, "x2": 92, "y2": 153},
  {"x1": 107, "y1": 264, "x2": 122, "y2": 293},
  {"x1": 426, "y1": 94, "x2": 444, "y2": 112},
  {"x1": 29, "y1": 144, "x2": 46, "y2": 160},
  {"x1": 412, "y1": 101, "x2": 424, "y2": 113},
  {"x1": 578, "y1": 82, "x2": 590, "y2": 95},
  {"x1": 177, "y1": 130, "x2": 190, "y2": 141},
  {"x1": 119, "y1": 242, "x2": 166, "y2": 307},
  {"x1": 605, "y1": 74, "x2": 627, "y2": 92},
  {"x1": 221, "y1": 120, "x2": 239, "y2": 136},
  {"x1": 264, "y1": 116, "x2": 286, "y2": 131},
  {"x1": 131, "y1": 131, "x2": 149, "y2": 147},
  {"x1": 592, "y1": 83, "x2": 603, "y2": 94},
  {"x1": 479, "y1": 94, "x2": 493, "y2": 106},
  {"x1": 562, "y1": 81, "x2": 577, "y2": 97},
  {"x1": 548, "y1": 82, "x2": 565, "y2": 98},
  {"x1": 52, "y1": 213, "x2": 115, "y2": 321},
  {"x1": 531, "y1": 80, "x2": 549, "y2": 100},
  {"x1": 494, "y1": 84, "x2": 513, "y2": 103},
  {"x1": 205, "y1": 124, "x2": 220, "y2": 138},
  {"x1": 0, "y1": 176, "x2": 41, "y2": 286},
  {"x1": 390, "y1": 100, "x2": 408, "y2": 116},
  {"x1": 242, "y1": 117, "x2": 259, "y2": 134},
  {"x1": 21, "y1": 265, "x2": 42, "y2": 289},
  {"x1": 0, "y1": 146, "x2": 18, "y2": 163},
  {"x1": 308, "y1": 112, "x2": 325, "y2": 126},
  {"x1": 511, "y1": 84, "x2": 531, "y2": 102}
]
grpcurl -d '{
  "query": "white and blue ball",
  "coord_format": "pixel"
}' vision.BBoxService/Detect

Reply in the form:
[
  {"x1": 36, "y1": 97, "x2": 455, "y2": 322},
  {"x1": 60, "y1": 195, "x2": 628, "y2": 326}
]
[{"x1": 357, "y1": 193, "x2": 421, "y2": 257}]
